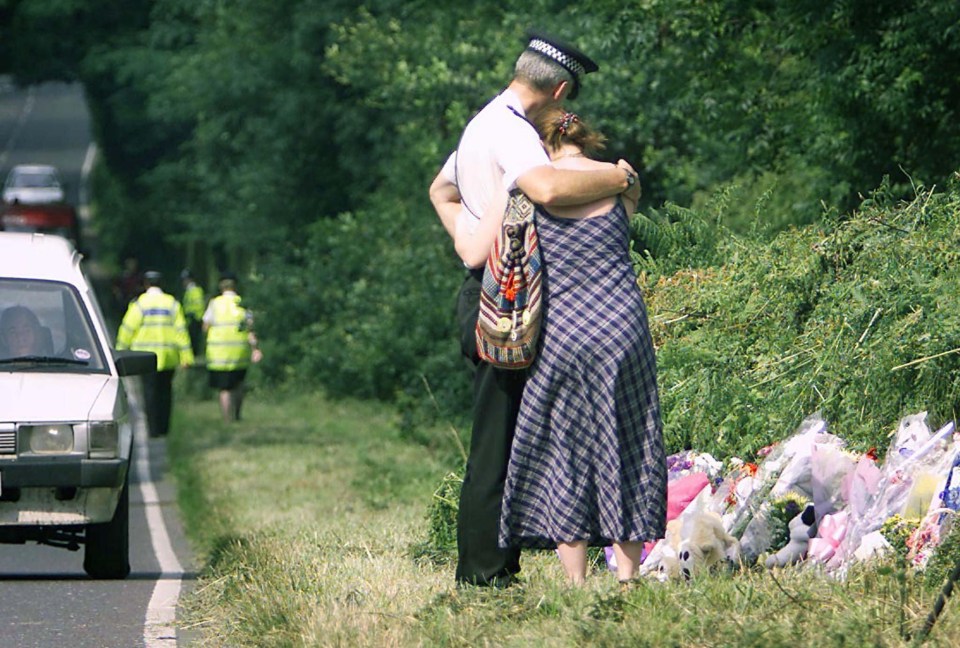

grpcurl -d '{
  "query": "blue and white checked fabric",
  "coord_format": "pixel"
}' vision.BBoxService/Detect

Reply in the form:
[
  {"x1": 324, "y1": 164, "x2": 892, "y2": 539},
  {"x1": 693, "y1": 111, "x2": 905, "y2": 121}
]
[
  {"x1": 527, "y1": 38, "x2": 588, "y2": 77},
  {"x1": 499, "y1": 200, "x2": 667, "y2": 549}
]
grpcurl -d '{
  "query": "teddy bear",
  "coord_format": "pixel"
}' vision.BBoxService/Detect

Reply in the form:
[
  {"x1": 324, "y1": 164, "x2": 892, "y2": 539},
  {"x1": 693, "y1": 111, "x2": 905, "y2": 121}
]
[
  {"x1": 640, "y1": 490, "x2": 740, "y2": 581},
  {"x1": 677, "y1": 508, "x2": 741, "y2": 579},
  {"x1": 765, "y1": 503, "x2": 816, "y2": 568},
  {"x1": 638, "y1": 529, "x2": 681, "y2": 581}
]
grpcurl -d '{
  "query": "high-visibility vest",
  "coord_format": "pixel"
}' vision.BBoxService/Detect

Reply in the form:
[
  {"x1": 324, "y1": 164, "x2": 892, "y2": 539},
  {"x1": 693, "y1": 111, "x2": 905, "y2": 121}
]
[
  {"x1": 182, "y1": 283, "x2": 206, "y2": 321},
  {"x1": 205, "y1": 294, "x2": 252, "y2": 371},
  {"x1": 116, "y1": 290, "x2": 194, "y2": 371}
]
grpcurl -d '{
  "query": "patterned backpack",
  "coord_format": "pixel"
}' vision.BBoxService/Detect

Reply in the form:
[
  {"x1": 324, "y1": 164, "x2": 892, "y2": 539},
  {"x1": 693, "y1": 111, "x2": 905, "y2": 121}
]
[{"x1": 475, "y1": 189, "x2": 543, "y2": 369}]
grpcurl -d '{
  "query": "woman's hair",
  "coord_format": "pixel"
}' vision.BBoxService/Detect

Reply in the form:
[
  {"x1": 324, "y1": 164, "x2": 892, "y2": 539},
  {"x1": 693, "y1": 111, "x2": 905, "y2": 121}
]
[
  {"x1": 535, "y1": 106, "x2": 607, "y2": 156},
  {"x1": 514, "y1": 51, "x2": 574, "y2": 94}
]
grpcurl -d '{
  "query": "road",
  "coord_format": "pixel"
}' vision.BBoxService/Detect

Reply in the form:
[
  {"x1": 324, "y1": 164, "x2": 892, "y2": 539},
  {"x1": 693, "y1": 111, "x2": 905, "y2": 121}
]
[{"x1": 0, "y1": 78, "x2": 196, "y2": 647}]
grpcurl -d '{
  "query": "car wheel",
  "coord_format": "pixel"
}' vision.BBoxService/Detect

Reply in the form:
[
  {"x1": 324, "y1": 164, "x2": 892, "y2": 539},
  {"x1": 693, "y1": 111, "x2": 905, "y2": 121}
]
[{"x1": 83, "y1": 476, "x2": 130, "y2": 579}]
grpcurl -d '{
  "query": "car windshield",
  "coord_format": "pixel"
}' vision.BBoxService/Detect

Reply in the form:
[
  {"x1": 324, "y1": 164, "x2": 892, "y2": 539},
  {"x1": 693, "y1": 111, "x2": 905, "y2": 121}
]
[
  {"x1": 0, "y1": 279, "x2": 107, "y2": 373},
  {"x1": 9, "y1": 171, "x2": 59, "y2": 189}
]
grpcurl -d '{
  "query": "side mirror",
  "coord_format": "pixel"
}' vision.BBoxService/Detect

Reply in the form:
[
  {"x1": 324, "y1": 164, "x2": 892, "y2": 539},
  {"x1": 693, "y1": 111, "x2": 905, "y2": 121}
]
[{"x1": 113, "y1": 349, "x2": 156, "y2": 376}]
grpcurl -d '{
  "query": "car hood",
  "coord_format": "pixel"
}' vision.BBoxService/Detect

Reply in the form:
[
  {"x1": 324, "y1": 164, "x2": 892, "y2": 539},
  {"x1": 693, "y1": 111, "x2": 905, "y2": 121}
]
[{"x1": 0, "y1": 373, "x2": 118, "y2": 421}]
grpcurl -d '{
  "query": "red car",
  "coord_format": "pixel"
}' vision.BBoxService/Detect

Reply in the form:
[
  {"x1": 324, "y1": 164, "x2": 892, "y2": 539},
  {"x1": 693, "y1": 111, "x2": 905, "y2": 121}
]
[{"x1": 0, "y1": 201, "x2": 82, "y2": 249}]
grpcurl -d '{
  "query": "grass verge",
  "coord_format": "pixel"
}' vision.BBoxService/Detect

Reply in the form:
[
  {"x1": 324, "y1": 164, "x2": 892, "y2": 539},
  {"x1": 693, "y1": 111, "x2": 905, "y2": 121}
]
[{"x1": 167, "y1": 382, "x2": 960, "y2": 647}]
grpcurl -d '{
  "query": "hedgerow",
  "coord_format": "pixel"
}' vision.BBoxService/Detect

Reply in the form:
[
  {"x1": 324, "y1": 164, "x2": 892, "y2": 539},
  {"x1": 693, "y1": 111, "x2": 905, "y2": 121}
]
[{"x1": 642, "y1": 175, "x2": 960, "y2": 459}]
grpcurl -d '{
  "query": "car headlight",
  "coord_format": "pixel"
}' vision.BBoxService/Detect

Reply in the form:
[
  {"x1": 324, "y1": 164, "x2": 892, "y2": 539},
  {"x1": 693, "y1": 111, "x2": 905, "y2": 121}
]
[
  {"x1": 24, "y1": 425, "x2": 75, "y2": 454},
  {"x1": 88, "y1": 422, "x2": 119, "y2": 458}
]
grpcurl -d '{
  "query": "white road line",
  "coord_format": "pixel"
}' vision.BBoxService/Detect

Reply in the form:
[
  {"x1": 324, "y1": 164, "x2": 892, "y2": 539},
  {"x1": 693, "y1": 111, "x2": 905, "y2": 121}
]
[
  {"x1": 0, "y1": 87, "x2": 34, "y2": 169},
  {"x1": 78, "y1": 143, "x2": 96, "y2": 221},
  {"x1": 134, "y1": 408, "x2": 185, "y2": 647}
]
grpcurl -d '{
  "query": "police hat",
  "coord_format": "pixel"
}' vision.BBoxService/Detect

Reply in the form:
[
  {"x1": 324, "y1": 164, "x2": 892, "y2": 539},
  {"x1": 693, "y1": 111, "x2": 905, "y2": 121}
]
[
  {"x1": 144, "y1": 270, "x2": 162, "y2": 283},
  {"x1": 524, "y1": 29, "x2": 599, "y2": 99}
]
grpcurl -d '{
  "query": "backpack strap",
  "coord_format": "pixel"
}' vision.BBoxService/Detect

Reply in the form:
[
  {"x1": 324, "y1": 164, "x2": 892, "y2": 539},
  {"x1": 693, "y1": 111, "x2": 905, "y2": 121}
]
[{"x1": 454, "y1": 103, "x2": 537, "y2": 220}]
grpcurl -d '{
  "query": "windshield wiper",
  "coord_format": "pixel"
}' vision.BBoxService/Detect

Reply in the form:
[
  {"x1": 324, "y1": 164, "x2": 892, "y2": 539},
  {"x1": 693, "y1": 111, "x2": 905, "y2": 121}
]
[{"x1": 0, "y1": 355, "x2": 90, "y2": 367}]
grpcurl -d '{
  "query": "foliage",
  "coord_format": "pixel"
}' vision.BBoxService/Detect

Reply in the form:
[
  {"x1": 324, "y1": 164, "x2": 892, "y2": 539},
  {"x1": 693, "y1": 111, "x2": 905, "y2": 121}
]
[
  {"x1": 767, "y1": 492, "x2": 806, "y2": 552},
  {"x1": 413, "y1": 471, "x2": 463, "y2": 565},
  {"x1": 5, "y1": 0, "x2": 960, "y2": 449},
  {"x1": 923, "y1": 516, "x2": 960, "y2": 590},
  {"x1": 881, "y1": 514, "x2": 919, "y2": 559},
  {"x1": 644, "y1": 178, "x2": 960, "y2": 458}
]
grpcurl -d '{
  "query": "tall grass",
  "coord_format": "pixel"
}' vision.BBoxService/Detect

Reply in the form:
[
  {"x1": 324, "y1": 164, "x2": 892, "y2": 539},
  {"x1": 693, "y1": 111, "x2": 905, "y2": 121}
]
[{"x1": 168, "y1": 382, "x2": 960, "y2": 647}]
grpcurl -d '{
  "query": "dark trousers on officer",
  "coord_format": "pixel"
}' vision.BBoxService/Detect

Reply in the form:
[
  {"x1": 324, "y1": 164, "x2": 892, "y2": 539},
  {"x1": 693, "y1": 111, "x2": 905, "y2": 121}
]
[
  {"x1": 187, "y1": 318, "x2": 203, "y2": 358},
  {"x1": 454, "y1": 269, "x2": 524, "y2": 586},
  {"x1": 142, "y1": 369, "x2": 175, "y2": 437}
]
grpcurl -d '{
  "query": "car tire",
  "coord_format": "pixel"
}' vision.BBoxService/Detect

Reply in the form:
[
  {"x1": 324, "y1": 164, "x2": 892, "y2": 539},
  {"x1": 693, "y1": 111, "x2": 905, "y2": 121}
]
[{"x1": 83, "y1": 475, "x2": 130, "y2": 579}]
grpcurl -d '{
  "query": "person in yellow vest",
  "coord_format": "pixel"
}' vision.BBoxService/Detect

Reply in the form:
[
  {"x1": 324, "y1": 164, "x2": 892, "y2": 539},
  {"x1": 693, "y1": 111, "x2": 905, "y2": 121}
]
[
  {"x1": 117, "y1": 270, "x2": 194, "y2": 437},
  {"x1": 203, "y1": 271, "x2": 262, "y2": 422},
  {"x1": 180, "y1": 268, "x2": 206, "y2": 357}
]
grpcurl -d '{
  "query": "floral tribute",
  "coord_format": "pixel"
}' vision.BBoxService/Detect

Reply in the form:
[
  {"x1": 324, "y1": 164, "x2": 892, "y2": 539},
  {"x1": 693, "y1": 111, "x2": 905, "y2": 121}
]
[{"x1": 627, "y1": 411, "x2": 960, "y2": 581}]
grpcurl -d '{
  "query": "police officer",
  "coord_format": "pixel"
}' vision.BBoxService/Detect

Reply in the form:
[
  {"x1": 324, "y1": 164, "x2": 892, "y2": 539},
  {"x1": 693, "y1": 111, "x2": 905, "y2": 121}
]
[
  {"x1": 180, "y1": 268, "x2": 206, "y2": 357},
  {"x1": 117, "y1": 270, "x2": 194, "y2": 437},
  {"x1": 203, "y1": 271, "x2": 262, "y2": 422}
]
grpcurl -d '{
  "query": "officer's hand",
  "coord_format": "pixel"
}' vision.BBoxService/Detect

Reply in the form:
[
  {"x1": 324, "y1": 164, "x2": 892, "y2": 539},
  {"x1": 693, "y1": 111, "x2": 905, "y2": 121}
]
[{"x1": 251, "y1": 349, "x2": 263, "y2": 364}]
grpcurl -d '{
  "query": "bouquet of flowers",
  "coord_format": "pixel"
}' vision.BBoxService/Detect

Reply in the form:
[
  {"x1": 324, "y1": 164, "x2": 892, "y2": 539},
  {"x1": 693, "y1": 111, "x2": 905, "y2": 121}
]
[
  {"x1": 833, "y1": 414, "x2": 956, "y2": 574},
  {"x1": 906, "y1": 445, "x2": 960, "y2": 569},
  {"x1": 734, "y1": 415, "x2": 848, "y2": 561}
]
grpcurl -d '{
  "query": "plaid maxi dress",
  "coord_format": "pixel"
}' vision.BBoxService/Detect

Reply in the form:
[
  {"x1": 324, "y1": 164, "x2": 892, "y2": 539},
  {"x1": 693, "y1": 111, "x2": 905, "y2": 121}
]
[{"x1": 498, "y1": 200, "x2": 667, "y2": 549}]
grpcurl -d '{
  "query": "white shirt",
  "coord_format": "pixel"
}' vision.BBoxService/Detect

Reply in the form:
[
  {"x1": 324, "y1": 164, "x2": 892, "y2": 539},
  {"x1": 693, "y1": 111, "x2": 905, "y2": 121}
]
[{"x1": 440, "y1": 88, "x2": 550, "y2": 237}]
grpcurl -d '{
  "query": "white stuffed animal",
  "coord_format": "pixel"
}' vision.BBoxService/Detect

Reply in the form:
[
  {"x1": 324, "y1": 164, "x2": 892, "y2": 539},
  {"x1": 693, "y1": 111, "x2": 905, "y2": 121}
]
[
  {"x1": 677, "y1": 509, "x2": 740, "y2": 579},
  {"x1": 638, "y1": 517, "x2": 682, "y2": 581},
  {"x1": 640, "y1": 488, "x2": 741, "y2": 581},
  {"x1": 765, "y1": 503, "x2": 816, "y2": 568}
]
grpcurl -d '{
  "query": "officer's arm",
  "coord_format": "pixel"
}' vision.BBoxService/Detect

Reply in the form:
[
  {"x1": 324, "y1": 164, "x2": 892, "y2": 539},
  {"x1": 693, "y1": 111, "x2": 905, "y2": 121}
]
[
  {"x1": 174, "y1": 303, "x2": 194, "y2": 366},
  {"x1": 515, "y1": 163, "x2": 636, "y2": 208},
  {"x1": 429, "y1": 171, "x2": 461, "y2": 241},
  {"x1": 115, "y1": 302, "x2": 141, "y2": 350},
  {"x1": 454, "y1": 188, "x2": 508, "y2": 269}
]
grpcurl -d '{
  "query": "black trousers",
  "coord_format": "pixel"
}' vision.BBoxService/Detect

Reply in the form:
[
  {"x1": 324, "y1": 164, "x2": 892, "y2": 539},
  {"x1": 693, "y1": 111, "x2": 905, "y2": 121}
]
[
  {"x1": 454, "y1": 269, "x2": 524, "y2": 586},
  {"x1": 142, "y1": 369, "x2": 175, "y2": 437},
  {"x1": 187, "y1": 318, "x2": 203, "y2": 357}
]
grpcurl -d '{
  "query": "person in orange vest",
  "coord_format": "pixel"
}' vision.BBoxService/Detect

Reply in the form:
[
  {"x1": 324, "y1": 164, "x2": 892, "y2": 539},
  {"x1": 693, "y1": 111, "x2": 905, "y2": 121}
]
[
  {"x1": 203, "y1": 271, "x2": 262, "y2": 422},
  {"x1": 116, "y1": 270, "x2": 194, "y2": 437}
]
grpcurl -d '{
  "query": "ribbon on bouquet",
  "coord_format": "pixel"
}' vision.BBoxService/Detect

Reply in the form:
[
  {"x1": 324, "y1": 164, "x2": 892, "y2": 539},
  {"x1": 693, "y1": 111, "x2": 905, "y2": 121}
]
[{"x1": 807, "y1": 510, "x2": 849, "y2": 565}]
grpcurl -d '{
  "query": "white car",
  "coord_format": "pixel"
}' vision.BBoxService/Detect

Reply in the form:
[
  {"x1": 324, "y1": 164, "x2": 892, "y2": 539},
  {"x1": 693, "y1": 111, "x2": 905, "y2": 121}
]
[
  {"x1": 2, "y1": 164, "x2": 65, "y2": 204},
  {"x1": 0, "y1": 232, "x2": 154, "y2": 578}
]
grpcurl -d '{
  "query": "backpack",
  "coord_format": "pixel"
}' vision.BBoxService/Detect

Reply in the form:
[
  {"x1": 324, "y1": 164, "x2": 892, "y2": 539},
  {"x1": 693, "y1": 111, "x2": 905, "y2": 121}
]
[{"x1": 475, "y1": 189, "x2": 543, "y2": 369}]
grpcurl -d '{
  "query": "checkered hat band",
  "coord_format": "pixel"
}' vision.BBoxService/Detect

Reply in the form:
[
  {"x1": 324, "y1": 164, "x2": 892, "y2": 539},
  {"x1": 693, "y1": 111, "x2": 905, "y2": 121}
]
[{"x1": 528, "y1": 39, "x2": 585, "y2": 77}]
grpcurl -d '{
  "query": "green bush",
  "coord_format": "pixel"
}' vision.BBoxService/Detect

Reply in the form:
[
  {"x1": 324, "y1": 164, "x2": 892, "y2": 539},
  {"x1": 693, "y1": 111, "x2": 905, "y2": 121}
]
[{"x1": 644, "y1": 178, "x2": 960, "y2": 458}]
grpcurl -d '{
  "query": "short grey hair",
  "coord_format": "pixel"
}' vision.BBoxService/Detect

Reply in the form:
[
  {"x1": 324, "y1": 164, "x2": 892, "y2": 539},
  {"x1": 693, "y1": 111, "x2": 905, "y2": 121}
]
[{"x1": 514, "y1": 50, "x2": 573, "y2": 94}]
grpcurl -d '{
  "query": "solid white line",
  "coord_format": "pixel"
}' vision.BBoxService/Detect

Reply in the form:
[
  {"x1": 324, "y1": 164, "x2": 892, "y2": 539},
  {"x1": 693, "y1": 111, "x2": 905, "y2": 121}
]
[
  {"x1": 127, "y1": 380, "x2": 183, "y2": 648},
  {"x1": 135, "y1": 407, "x2": 185, "y2": 647},
  {"x1": 81, "y1": 141, "x2": 96, "y2": 177},
  {"x1": 78, "y1": 143, "x2": 96, "y2": 219}
]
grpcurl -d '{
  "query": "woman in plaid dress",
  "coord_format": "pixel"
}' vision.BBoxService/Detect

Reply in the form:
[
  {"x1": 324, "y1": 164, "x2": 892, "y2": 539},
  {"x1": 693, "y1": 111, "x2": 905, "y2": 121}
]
[{"x1": 498, "y1": 108, "x2": 667, "y2": 584}]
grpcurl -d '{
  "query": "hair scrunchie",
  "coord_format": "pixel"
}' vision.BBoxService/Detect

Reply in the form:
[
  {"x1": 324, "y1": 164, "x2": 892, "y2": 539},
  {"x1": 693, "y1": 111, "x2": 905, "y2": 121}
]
[{"x1": 558, "y1": 112, "x2": 579, "y2": 135}]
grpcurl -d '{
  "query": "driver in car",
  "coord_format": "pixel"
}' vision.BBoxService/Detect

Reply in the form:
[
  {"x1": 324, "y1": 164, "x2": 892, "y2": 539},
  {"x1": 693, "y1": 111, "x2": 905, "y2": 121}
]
[{"x1": 0, "y1": 305, "x2": 51, "y2": 357}]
